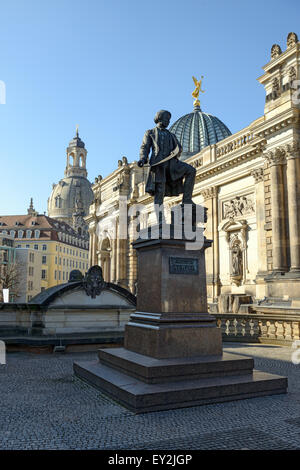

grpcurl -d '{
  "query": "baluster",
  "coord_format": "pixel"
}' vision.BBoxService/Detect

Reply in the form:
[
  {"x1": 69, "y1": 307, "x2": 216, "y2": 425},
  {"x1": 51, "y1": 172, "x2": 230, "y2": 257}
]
[
  {"x1": 275, "y1": 321, "x2": 284, "y2": 340},
  {"x1": 260, "y1": 320, "x2": 267, "y2": 339},
  {"x1": 292, "y1": 322, "x2": 300, "y2": 340},
  {"x1": 284, "y1": 322, "x2": 292, "y2": 341},
  {"x1": 268, "y1": 320, "x2": 276, "y2": 339},
  {"x1": 228, "y1": 318, "x2": 236, "y2": 337},
  {"x1": 236, "y1": 318, "x2": 244, "y2": 338},
  {"x1": 244, "y1": 318, "x2": 251, "y2": 338},
  {"x1": 220, "y1": 318, "x2": 227, "y2": 336}
]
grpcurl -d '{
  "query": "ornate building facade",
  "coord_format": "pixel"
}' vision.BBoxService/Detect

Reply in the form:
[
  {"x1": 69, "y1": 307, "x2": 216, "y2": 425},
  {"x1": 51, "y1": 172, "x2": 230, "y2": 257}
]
[
  {"x1": 48, "y1": 129, "x2": 94, "y2": 237},
  {"x1": 87, "y1": 32, "x2": 300, "y2": 311}
]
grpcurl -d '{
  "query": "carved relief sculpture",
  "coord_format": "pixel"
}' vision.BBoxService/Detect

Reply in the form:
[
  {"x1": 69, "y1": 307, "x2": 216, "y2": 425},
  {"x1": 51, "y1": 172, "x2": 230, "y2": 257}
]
[{"x1": 223, "y1": 194, "x2": 255, "y2": 219}]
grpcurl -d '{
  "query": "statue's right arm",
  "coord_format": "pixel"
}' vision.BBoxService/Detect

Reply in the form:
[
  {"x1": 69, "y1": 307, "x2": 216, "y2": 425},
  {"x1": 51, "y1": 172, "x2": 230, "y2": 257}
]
[{"x1": 138, "y1": 130, "x2": 152, "y2": 166}]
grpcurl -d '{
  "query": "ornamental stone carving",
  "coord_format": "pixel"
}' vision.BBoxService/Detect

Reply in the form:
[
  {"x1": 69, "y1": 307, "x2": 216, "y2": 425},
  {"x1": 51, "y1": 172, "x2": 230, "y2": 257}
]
[
  {"x1": 289, "y1": 66, "x2": 297, "y2": 84},
  {"x1": 264, "y1": 148, "x2": 285, "y2": 166},
  {"x1": 220, "y1": 219, "x2": 248, "y2": 287},
  {"x1": 287, "y1": 32, "x2": 298, "y2": 48},
  {"x1": 272, "y1": 77, "x2": 280, "y2": 93},
  {"x1": 284, "y1": 142, "x2": 300, "y2": 160},
  {"x1": 200, "y1": 186, "x2": 218, "y2": 201},
  {"x1": 251, "y1": 167, "x2": 264, "y2": 183},
  {"x1": 271, "y1": 44, "x2": 282, "y2": 60},
  {"x1": 222, "y1": 194, "x2": 255, "y2": 219},
  {"x1": 83, "y1": 265, "x2": 105, "y2": 299}
]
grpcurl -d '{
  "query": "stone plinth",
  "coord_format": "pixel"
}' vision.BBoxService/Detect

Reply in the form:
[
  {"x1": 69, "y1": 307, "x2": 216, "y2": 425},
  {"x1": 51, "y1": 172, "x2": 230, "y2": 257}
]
[
  {"x1": 74, "y1": 220, "x2": 287, "y2": 413},
  {"x1": 124, "y1": 235, "x2": 222, "y2": 358}
]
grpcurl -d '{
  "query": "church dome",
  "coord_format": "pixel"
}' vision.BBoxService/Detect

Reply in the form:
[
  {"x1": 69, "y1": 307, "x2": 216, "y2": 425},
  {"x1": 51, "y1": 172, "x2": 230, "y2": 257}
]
[
  {"x1": 47, "y1": 129, "x2": 94, "y2": 230},
  {"x1": 48, "y1": 176, "x2": 93, "y2": 222},
  {"x1": 170, "y1": 104, "x2": 232, "y2": 160}
]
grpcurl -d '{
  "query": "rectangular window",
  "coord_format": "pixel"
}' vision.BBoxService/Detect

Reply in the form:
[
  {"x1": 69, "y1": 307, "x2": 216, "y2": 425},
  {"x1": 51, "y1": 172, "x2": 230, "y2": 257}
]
[
  {"x1": 54, "y1": 271, "x2": 57, "y2": 280},
  {"x1": 42, "y1": 255, "x2": 47, "y2": 264},
  {"x1": 29, "y1": 266, "x2": 34, "y2": 276},
  {"x1": 59, "y1": 271, "x2": 61, "y2": 280},
  {"x1": 29, "y1": 253, "x2": 34, "y2": 263},
  {"x1": 41, "y1": 270, "x2": 46, "y2": 280},
  {"x1": 34, "y1": 244, "x2": 38, "y2": 250},
  {"x1": 42, "y1": 244, "x2": 47, "y2": 251}
]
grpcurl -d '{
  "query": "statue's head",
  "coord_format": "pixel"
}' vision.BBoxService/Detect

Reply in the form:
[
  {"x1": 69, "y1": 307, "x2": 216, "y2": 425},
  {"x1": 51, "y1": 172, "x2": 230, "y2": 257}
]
[{"x1": 154, "y1": 110, "x2": 171, "y2": 128}]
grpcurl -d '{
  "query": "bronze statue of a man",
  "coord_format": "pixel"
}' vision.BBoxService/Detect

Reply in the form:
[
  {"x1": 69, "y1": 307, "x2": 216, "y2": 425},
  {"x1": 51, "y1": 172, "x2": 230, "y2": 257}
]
[{"x1": 138, "y1": 110, "x2": 196, "y2": 207}]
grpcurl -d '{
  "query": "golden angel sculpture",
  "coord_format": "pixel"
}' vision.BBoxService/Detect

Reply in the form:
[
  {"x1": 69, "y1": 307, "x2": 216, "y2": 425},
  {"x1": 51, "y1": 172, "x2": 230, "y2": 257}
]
[{"x1": 192, "y1": 76, "x2": 205, "y2": 107}]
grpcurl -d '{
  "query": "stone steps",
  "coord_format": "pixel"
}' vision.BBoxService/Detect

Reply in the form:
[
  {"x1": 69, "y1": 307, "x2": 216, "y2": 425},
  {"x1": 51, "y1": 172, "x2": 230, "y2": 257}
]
[{"x1": 74, "y1": 355, "x2": 287, "y2": 414}]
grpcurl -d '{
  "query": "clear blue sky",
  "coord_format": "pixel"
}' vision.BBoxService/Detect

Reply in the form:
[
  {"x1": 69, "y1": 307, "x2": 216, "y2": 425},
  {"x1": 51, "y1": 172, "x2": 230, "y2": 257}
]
[{"x1": 0, "y1": 0, "x2": 299, "y2": 215}]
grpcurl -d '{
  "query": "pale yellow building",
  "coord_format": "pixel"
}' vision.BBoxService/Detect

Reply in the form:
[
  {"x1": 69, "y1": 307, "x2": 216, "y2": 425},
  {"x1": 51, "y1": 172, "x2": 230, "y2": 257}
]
[
  {"x1": 0, "y1": 200, "x2": 89, "y2": 293},
  {"x1": 16, "y1": 247, "x2": 42, "y2": 302}
]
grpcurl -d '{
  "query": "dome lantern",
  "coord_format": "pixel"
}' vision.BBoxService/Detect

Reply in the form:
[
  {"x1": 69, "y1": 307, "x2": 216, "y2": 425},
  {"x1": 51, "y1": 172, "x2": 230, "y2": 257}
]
[{"x1": 65, "y1": 126, "x2": 88, "y2": 178}]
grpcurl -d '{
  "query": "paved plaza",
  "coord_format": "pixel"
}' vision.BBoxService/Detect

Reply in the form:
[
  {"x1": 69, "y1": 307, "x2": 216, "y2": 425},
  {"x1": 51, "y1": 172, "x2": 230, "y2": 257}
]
[{"x1": 1, "y1": 343, "x2": 300, "y2": 450}]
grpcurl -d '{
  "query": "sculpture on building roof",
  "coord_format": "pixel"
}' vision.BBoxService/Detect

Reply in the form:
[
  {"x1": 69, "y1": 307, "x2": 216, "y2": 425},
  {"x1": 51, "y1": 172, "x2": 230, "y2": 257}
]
[
  {"x1": 271, "y1": 44, "x2": 282, "y2": 60},
  {"x1": 287, "y1": 32, "x2": 298, "y2": 48},
  {"x1": 191, "y1": 75, "x2": 205, "y2": 107}
]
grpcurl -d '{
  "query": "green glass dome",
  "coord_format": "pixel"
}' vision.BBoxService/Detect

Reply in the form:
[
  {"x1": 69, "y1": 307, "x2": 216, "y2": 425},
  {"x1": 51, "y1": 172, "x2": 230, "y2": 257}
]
[{"x1": 170, "y1": 105, "x2": 231, "y2": 160}]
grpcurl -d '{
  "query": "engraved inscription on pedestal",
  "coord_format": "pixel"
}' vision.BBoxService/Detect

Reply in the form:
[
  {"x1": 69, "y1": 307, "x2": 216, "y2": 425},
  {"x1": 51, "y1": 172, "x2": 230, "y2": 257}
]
[{"x1": 169, "y1": 257, "x2": 199, "y2": 275}]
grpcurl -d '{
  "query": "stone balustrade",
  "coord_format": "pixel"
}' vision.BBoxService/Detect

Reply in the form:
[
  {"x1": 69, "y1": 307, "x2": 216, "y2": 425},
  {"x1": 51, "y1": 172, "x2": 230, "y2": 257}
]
[
  {"x1": 216, "y1": 130, "x2": 254, "y2": 158},
  {"x1": 215, "y1": 312, "x2": 300, "y2": 344}
]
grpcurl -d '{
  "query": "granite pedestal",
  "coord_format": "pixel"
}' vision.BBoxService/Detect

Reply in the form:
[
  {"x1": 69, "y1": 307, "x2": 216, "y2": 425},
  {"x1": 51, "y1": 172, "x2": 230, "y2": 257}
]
[{"x1": 74, "y1": 222, "x2": 287, "y2": 413}]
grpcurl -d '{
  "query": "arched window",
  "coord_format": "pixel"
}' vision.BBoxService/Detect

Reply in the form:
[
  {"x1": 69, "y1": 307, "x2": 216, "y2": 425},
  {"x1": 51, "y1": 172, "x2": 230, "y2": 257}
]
[
  {"x1": 18, "y1": 230, "x2": 24, "y2": 238},
  {"x1": 55, "y1": 195, "x2": 62, "y2": 208},
  {"x1": 26, "y1": 230, "x2": 32, "y2": 239},
  {"x1": 34, "y1": 230, "x2": 40, "y2": 239}
]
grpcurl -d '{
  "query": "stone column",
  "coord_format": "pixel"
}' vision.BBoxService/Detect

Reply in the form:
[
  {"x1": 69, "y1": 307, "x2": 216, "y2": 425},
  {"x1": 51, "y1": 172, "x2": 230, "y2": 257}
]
[
  {"x1": 251, "y1": 167, "x2": 268, "y2": 278},
  {"x1": 116, "y1": 216, "x2": 128, "y2": 288},
  {"x1": 285, "y1": 143, "x2": 300, "y2": 273},
  {"x1": 265, "y1": 148, "x2": 288, "y2": 273},
  {"x1": 111, "y1": 235, "x2": 117, "y2": 283},
  {"x1": 201, "y1": 186, "x2": 219, "y2": 301},
  {"x1": 88, "y1": 223, "x2": 97, "y2": 267}
]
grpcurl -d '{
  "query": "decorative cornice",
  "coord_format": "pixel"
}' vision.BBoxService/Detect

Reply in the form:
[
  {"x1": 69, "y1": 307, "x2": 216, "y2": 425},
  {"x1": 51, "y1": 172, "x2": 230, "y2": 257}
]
[
  {"x1": 195, "y1": 145, "x2": 262, "y2": 183},
  {"x1": 251, "y1": 167, "x2": 264, "y2": 183}
]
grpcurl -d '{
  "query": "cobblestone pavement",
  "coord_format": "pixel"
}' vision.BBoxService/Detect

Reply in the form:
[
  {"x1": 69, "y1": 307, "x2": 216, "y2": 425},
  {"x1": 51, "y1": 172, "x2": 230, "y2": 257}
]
[{"x1": 0, "y1": 343, "x2": 300, "y2": 450}]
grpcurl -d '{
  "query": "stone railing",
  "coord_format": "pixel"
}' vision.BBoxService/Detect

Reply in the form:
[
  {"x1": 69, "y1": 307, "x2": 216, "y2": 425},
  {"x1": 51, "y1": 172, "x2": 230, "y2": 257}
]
[
  {"x1": 216, "y1": 129, "x2": 254, "y2": 159},
  {"x1": 215, "y1": 312, "x2": 300, "y2": 344}
]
